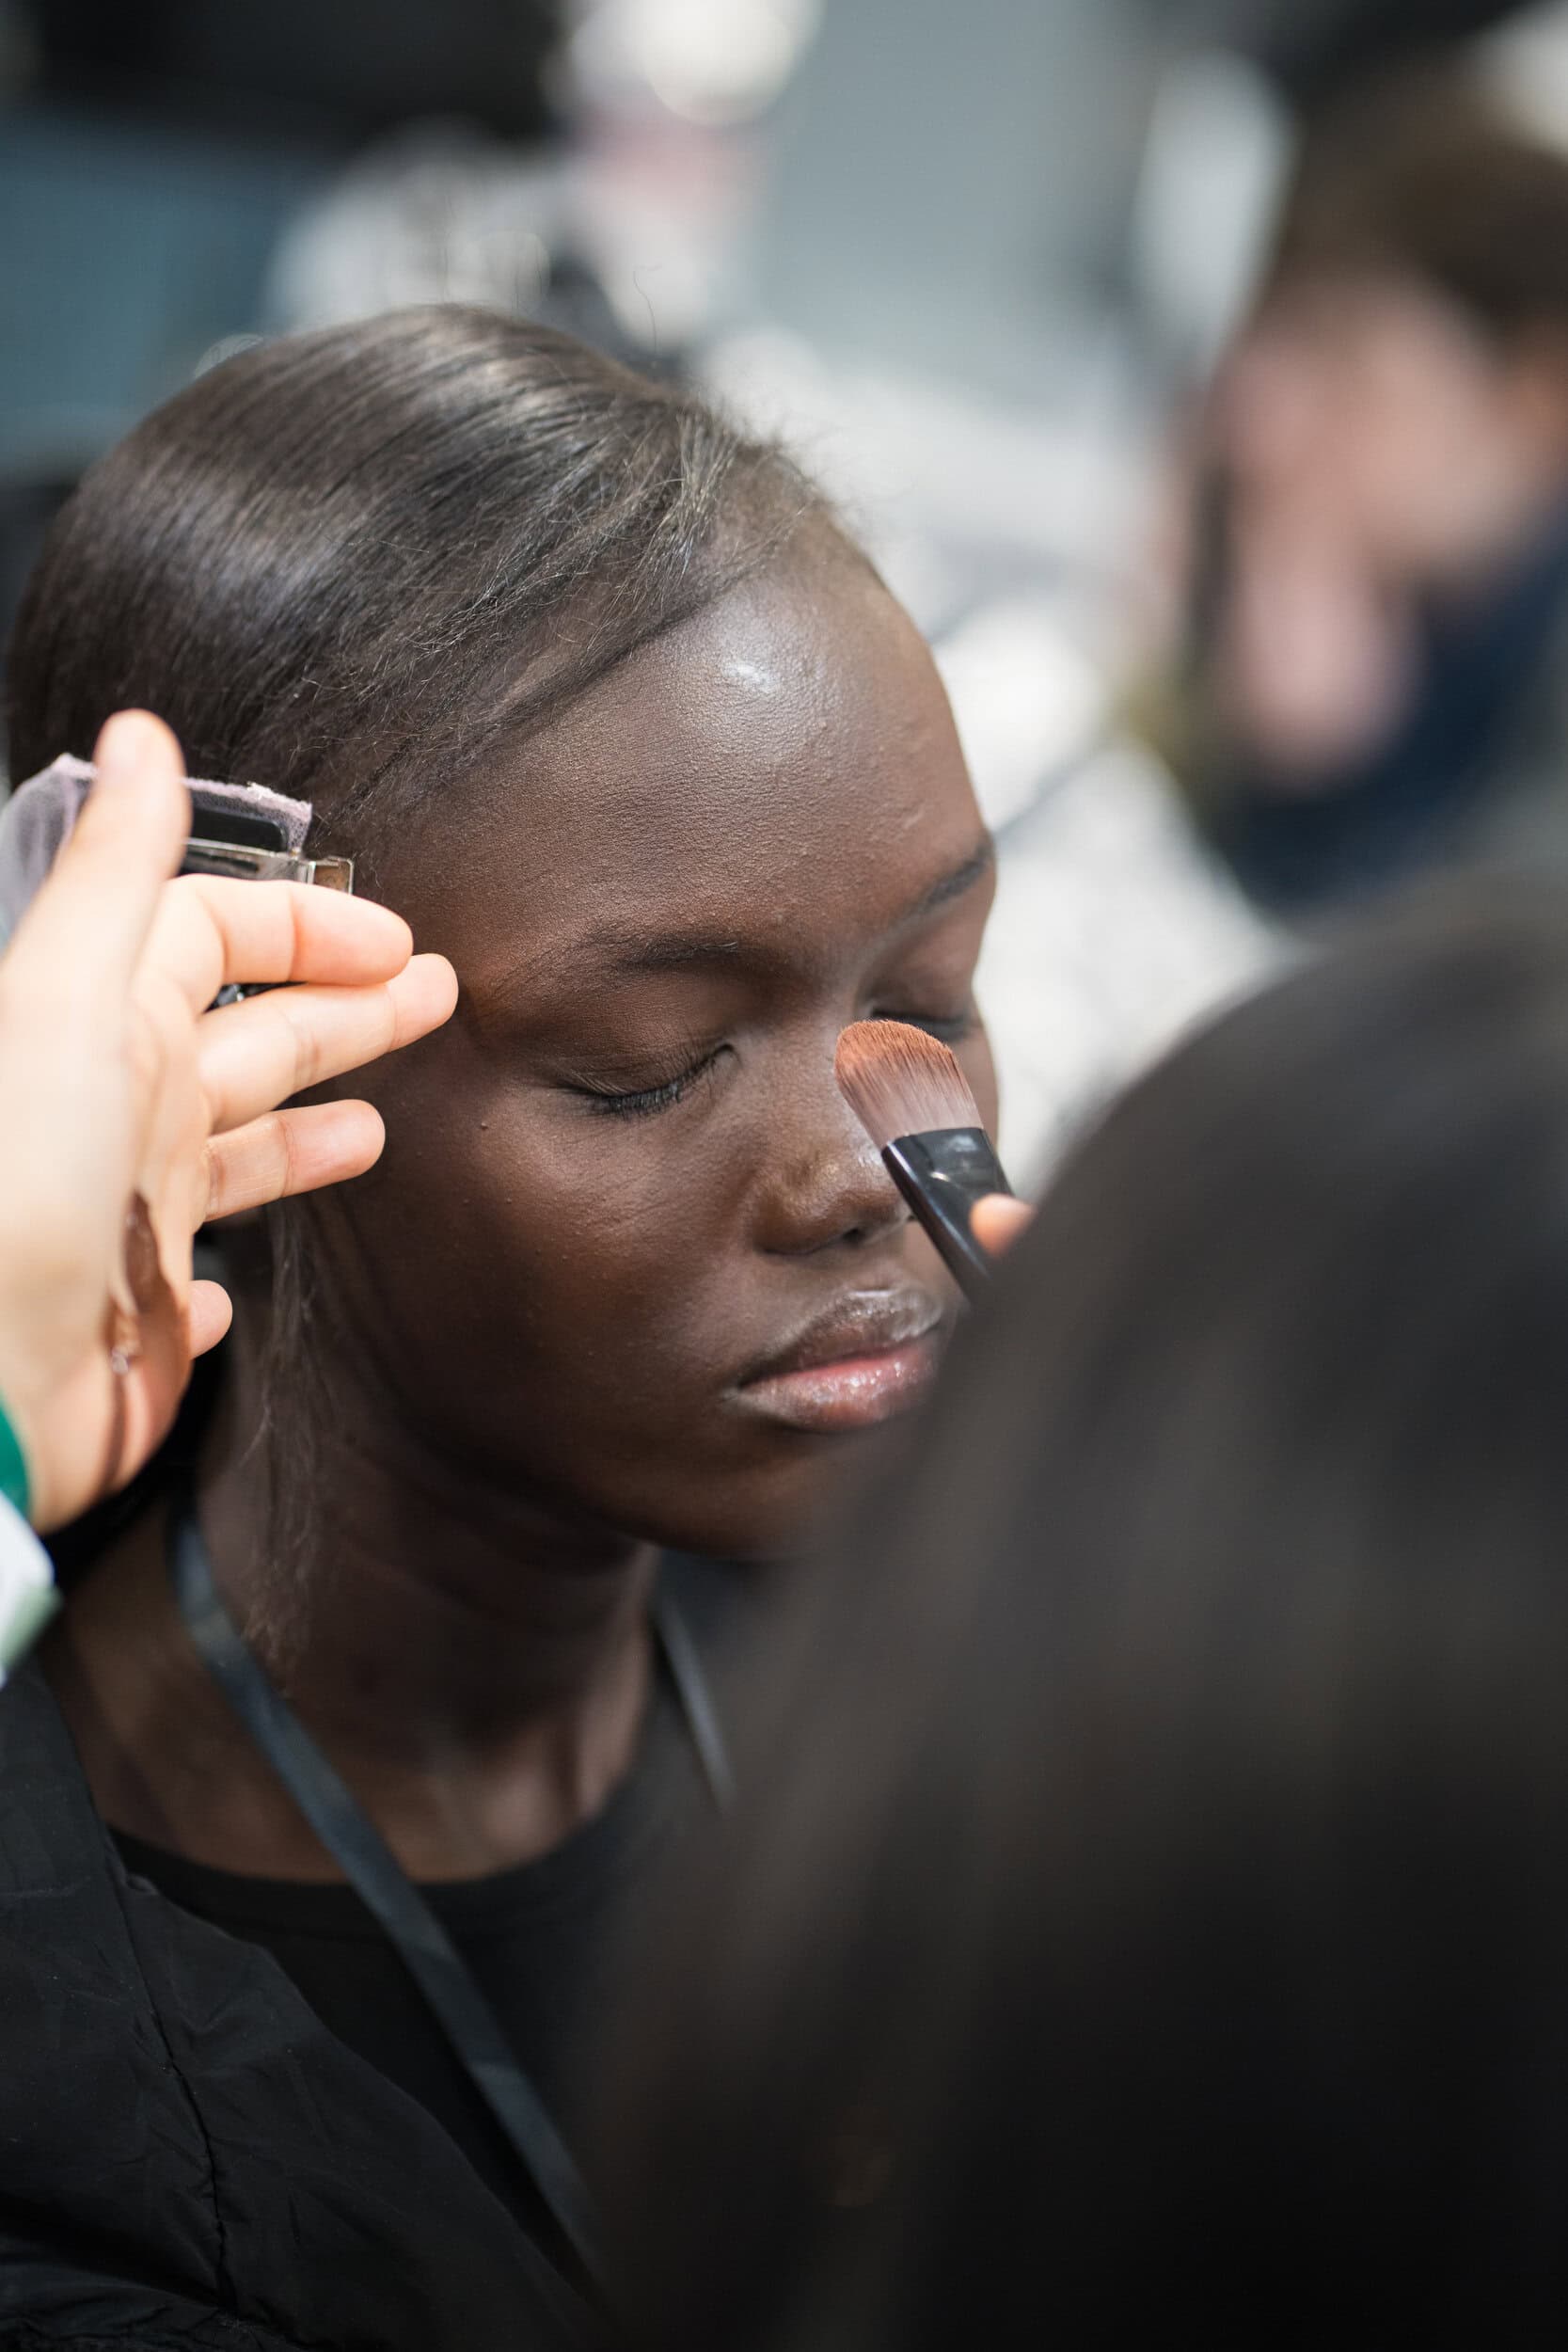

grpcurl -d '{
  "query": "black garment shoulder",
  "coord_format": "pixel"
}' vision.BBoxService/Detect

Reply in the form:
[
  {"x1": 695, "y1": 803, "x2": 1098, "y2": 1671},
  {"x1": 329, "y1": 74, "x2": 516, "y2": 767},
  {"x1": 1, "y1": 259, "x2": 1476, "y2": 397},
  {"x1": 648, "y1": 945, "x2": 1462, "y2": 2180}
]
[{"x1": 0, "y1": 1660, "x2": 598, "y2": 2352}]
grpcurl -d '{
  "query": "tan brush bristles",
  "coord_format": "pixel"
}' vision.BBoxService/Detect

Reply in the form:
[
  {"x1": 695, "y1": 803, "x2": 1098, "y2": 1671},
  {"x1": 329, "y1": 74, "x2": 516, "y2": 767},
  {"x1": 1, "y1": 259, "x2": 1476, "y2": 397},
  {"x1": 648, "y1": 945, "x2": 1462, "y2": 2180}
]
[{"x1": 834, "y1": 1020, "x2": 982, "y2": 1152}]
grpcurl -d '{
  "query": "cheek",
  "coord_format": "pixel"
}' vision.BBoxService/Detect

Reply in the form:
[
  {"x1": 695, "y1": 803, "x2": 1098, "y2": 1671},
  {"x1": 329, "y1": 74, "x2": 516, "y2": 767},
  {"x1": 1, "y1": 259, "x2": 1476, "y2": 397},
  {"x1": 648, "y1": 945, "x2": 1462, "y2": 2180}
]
[
  {"x1": 496, "y1": 1114, "x2": 732, "y2": 1357},
  {"x1": 328, "y1": 1075, "x2": 745, "y2": 1397}
]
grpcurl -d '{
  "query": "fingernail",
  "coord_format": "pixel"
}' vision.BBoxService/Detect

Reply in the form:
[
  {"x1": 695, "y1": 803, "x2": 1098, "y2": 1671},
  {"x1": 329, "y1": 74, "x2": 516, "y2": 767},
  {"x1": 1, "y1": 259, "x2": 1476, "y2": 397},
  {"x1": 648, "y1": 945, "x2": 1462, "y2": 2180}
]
[
  {"x1": 123, "y1": 1194, "x2": 170, "y2": 1317},
  {"x1": 124, "y1": 1193, "x2": 188, "y2": 1436}
]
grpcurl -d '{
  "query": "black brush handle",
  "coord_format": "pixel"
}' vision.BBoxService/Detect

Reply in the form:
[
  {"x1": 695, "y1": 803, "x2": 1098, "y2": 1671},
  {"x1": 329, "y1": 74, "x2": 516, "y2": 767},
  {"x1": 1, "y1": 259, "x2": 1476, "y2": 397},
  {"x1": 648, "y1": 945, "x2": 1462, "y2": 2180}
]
[{"x1": 882, "y1": 1128, "x2": 1013, "y2": 1303}]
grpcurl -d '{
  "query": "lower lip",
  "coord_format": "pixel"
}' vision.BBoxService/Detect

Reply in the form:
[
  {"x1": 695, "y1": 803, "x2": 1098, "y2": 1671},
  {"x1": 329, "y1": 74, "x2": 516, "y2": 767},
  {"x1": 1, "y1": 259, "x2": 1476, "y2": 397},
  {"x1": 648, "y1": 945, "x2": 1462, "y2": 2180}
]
[{"x1": 732, "y1": 1335, "x2": 941, "y2": 1434}]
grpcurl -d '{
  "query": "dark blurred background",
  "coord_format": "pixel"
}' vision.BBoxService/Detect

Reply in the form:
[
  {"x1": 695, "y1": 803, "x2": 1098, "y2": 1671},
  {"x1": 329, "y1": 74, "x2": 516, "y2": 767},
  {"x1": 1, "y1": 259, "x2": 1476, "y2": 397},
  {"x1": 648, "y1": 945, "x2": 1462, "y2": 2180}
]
[{"x1": 6, "y1": 0, "x2": 1567, "y2": 1169}]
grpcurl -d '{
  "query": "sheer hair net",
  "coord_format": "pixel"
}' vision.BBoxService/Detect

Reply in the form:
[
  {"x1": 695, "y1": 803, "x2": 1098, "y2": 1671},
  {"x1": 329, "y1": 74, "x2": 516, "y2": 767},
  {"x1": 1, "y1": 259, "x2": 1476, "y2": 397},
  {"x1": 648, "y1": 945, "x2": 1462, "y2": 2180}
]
[{"x1": 0, "y1": 756, "x2": 316, "y2": 953}]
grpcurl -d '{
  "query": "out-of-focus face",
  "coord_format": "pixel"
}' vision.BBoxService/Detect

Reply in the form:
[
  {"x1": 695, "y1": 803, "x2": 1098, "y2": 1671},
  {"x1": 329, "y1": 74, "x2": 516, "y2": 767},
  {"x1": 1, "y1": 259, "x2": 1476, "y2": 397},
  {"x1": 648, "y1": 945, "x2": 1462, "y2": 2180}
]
[
  {"x1": 1200, "y1": 270, "x2": 1568, "y2": 772},
  {"x1": 304, "y1": 539, "x2": 997, "y2": 1559},
  {"x1": 1217, "y1": 272, "x2": 1568, "y2": 584}
]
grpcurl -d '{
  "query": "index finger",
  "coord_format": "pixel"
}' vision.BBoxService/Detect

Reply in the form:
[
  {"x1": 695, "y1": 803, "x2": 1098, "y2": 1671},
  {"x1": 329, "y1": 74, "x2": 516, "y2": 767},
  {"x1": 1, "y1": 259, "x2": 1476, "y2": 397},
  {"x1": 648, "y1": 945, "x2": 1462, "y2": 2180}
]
[
  {"x1": 197, "y1": 953, "x2": 459, "y2": 1136},
  {"x1": 143, "y1": 873, "x2": 417, "y2": 1014}
]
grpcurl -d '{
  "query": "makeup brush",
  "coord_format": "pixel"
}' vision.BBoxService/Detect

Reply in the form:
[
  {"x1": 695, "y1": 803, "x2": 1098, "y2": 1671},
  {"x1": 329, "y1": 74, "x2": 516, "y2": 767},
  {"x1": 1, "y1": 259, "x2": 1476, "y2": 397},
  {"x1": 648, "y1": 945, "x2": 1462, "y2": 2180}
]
[{"x1": 834, "y1": 1021, "x2": 1014, "y2": 1300}]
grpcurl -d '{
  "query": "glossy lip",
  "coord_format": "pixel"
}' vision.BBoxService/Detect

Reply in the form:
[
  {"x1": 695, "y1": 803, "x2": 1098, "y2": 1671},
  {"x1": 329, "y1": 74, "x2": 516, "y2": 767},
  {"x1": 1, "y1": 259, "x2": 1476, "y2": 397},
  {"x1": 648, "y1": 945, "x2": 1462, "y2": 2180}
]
[{"x1": 729, "y1": 1290, "x2": 947, "y2": 1435}]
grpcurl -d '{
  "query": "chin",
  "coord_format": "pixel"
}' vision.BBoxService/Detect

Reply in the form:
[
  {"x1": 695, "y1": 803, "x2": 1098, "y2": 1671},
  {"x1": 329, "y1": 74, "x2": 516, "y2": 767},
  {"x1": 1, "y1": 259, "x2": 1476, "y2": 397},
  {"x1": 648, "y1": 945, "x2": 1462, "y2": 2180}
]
[{"x1": 624, "y1": 1422, "x2": 906, "y2": 1565}]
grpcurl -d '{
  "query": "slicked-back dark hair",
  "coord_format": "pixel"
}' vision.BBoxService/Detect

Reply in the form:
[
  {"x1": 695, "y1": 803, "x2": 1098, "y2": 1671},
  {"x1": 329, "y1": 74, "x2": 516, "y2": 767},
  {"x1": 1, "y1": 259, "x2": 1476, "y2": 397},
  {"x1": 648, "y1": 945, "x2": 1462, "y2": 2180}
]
[
  {"x1": 6, "y1": 305, "x2": 822, "y2": 885},
  {"x1": 4, "y1": 307, "x2": 828, "y2": 1601}
]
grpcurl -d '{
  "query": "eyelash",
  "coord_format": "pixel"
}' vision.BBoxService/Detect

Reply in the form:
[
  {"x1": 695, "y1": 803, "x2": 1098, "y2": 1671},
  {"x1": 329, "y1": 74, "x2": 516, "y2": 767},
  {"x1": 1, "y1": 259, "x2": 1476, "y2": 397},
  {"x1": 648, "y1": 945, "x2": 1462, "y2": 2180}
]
[
  {"x1": 876, "y1": 1008, "x2": 976, "y2": 1047},
  {"x1": 571, "y1": 1006, "x2": 974, "y2": 1121},
  {"x1": 576, "y1": 1047, "x2": 725, "y2": 1120}
]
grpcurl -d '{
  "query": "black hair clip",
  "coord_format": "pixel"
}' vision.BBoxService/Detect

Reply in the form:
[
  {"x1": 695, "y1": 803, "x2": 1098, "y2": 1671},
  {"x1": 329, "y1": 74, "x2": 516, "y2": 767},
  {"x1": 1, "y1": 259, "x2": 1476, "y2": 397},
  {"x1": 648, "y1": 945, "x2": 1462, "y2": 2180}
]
[{"x1": 182, "y1": 782, "x2": 354, "y2": 893}]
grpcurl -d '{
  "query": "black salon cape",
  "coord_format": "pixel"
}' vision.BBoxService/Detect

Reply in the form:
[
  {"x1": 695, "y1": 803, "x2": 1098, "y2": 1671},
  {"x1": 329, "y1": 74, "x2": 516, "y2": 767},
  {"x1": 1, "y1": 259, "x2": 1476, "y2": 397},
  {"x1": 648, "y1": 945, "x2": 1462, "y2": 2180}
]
[{"x1": 0, "y1": 1660, "x2": 598, "y2": 2352}]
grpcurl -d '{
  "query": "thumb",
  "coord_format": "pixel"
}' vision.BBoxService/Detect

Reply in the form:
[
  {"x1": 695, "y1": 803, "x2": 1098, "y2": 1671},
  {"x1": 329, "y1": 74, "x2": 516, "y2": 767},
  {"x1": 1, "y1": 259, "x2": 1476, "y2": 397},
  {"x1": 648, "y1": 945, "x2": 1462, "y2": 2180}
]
[{"x1": 4, "y1": 712, "x2": 189, "y2": 1009}]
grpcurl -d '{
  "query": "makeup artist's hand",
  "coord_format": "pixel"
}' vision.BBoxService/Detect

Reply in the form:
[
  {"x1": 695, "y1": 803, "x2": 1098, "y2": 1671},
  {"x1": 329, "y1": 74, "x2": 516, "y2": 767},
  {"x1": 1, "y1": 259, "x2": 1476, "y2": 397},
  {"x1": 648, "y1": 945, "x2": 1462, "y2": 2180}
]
[
  {"x1": 0, "y1": 709, "x2": 458, "y2": 1531},
  {"x1": 972, "y1": 1196, "x2": 1033, "y2": 1257}
]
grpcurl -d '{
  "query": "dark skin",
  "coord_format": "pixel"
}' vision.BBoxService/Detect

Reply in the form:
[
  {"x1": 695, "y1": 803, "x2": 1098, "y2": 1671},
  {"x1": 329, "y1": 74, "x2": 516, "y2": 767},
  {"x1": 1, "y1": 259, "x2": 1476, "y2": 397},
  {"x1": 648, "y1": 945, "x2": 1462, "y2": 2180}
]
[{"x1": 46, "y1": 532, "x2": 998, "y2": 1881}]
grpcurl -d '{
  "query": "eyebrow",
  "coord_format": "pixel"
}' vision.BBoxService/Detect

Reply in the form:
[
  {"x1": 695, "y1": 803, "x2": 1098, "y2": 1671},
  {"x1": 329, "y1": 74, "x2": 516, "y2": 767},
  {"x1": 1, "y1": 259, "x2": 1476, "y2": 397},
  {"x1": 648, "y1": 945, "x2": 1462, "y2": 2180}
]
[
  {"x1": 604, "y1": 931, "x2": 747, "y2": 977},
  {"x1": 608, "y1": 840, "x2": 996, "y2": 973},
  {"x1": 516, "y1": 838, "x2": 997, "y2": 993},
  {"x1": 905, "y1": 839, "x2": 994, "y2": 923}
]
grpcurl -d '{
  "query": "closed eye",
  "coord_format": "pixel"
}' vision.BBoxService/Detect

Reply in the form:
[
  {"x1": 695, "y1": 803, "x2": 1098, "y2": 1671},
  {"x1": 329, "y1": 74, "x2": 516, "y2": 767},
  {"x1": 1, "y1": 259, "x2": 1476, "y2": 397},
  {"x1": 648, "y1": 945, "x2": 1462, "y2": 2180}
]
[{"x1": 569, "y1": 1044, "x2": 729, "y2": 1119}]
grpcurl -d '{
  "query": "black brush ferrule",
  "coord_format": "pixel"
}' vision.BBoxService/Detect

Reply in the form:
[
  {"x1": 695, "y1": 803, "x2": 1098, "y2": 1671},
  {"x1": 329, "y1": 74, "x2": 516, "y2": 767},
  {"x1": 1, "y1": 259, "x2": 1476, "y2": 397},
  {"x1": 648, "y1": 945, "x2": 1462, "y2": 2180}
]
[{"x1": 882, "y1": 1128, "x2": 1012, "y2": 1302}]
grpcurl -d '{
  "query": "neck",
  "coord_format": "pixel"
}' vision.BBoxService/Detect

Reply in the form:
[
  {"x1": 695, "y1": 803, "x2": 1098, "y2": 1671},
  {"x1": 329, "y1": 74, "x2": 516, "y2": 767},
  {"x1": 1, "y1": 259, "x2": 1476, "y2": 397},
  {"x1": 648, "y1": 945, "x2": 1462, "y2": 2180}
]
[{"x1": 188, "y1": 1338, "x2": 661, "y2": 1873}]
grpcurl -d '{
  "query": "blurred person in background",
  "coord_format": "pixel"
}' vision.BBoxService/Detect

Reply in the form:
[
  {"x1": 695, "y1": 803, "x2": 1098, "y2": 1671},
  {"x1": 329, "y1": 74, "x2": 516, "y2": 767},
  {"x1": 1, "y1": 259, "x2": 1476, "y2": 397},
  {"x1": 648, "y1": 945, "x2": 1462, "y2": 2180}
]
[
  {"x1": 603, "y1": 877, "x2": 1568, "y2": 2348},
  {"x1": 1148, "y1": 69, "x2": 1568, "y2": 914}
]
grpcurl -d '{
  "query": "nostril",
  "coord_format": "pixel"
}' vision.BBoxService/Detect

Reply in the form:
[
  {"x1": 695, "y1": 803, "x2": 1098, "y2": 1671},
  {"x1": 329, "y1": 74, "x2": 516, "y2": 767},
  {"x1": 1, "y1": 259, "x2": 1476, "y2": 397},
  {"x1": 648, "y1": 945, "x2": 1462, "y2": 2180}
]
[
  {"x1": 819, "y1": 1171, "x2": 911, "y2": 1255},
  {"x1": 842, "y1": 1197, "x2": 909, "y2": 1248},
  {"x1": 760, "y1": 1150, "x2": 910, "y2": 1259}
]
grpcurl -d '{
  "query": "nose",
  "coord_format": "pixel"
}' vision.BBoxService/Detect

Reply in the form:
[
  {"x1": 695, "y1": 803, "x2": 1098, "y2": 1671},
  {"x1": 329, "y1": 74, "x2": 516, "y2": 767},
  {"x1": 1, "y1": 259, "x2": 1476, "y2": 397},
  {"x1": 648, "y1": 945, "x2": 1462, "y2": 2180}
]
[{"x1": 751, "y1": 1062, "x2": 910, "y2": 1259}]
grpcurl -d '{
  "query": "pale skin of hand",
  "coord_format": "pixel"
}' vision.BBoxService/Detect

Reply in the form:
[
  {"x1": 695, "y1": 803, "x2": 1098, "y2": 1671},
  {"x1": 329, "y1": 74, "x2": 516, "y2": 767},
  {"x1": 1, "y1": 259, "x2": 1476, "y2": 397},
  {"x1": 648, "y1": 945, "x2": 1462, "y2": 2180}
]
[
  {"x1": 0, "y1": 710, "x2": 458, "y2": 1532},
  {"x1": 971, "y1": 1194, "x2": 1033, "y2": 1257}
]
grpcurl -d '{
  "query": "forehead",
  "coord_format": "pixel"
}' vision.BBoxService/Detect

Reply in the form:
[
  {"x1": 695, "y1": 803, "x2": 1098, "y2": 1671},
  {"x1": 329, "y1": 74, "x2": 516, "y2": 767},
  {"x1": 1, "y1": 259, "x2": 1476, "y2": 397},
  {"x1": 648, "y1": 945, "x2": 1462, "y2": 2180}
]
[{"x1": 405, "y1": 551, "x2": 984, "y2": 978}]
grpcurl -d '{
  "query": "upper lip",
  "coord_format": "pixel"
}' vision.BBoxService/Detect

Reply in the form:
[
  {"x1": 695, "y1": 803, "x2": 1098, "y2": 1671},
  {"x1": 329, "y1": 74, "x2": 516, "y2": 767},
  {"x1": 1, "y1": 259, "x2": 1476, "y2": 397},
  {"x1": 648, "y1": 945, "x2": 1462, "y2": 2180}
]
[{"x1": 736, "y1": 1290, "x2": 946, "y2": 1387}]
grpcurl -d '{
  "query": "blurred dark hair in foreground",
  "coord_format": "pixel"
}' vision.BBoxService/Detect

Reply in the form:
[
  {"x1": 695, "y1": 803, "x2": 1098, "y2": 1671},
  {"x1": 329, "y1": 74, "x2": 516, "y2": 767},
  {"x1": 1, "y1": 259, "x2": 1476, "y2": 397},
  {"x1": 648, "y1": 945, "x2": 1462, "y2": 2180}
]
[{"x1": 601, "y1": 879, "x2": 1568, "y2": 2345}]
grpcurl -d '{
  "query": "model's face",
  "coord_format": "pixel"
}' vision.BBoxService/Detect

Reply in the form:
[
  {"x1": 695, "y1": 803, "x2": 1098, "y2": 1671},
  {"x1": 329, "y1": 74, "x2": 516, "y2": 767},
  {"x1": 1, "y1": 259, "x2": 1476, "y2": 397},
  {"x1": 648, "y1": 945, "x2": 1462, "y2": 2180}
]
[{"x1": 309, "y1": 544, "x2": 996, "y2": 1557}]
